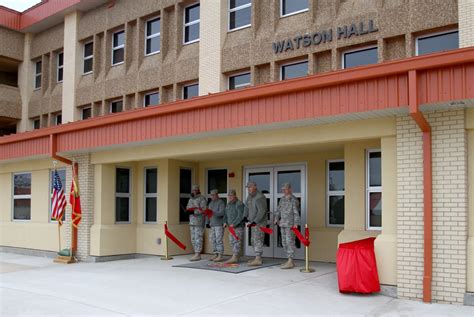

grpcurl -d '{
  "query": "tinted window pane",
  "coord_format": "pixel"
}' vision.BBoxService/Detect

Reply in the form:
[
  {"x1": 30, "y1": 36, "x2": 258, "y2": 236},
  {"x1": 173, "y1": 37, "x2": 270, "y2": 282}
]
[
  {"x1": 14, "y1": 199, "x2": 31, "y2": 220},
  {"x1": 146, "y1": 37, "x2": 160, "y2": 54},
  {"x1": 369, "y1": 192, "x2": 382, "y2": 227},
  {"x1": 113, "y1": 31, "x2": 125, "y2": 47},
  {"x1": 116, "y1": 168, "x2": 130, "y2": 193},
  {"x1": 249, "y1": 172, "x2": 270, "y2": 194},
  {"x1": 116, "y1": 197, "x2": 129, "y2": 222},
  {"x1": 14, "y1": 174, "x2": 31, "y2": 195},
  {"x1": 369, "y1": 151, "x2": 381, "y2": 187},
  {"x1": 147, "y1": 18, "x2": 160, "y2": 36},
  {"x1": 207, "y1": 169, "x2": 227, "y2": 194},
  {"x1": 113, "y1": 48, "x2": 124, "y2": 64},
  {"x1": 56, "y1": 114, "x2": 62, "y2": 125},
  {"x1": 111, "y1": 101, "x2": 123, "y2": 113},
  {"x1": 329, "y1": 161, "x2": 344, "y2": 191},
  {"x1": 82, "y1": 108, "x2": 92, "y2": 120},
  {"x1": 185, "y1": 23, "x2": 199, "y2": 43},
  {"x1": 344, "y1": 47, "x2": 378, "y2": 69},
  {"x1": 34, "y1": 120, "x2": 40, "y2": 129},
  {"x1": 57, "y1": 68, "x2": 63, "y2": 82},
  {"x1": 277, "y1": 170, "x2": 301, "y2": 193},
  {"x1": 230, "y1": 6, "x2": 251, "y2": 30},
  {"x1": 229, "y1": 73, "x2": 250, "y2": 90},
  {"x1": 183, "y1": 84, "x2": 199, "y2": 99},
  {"x1": 230, "y1": 0, "x2": 251, "y2": 8},
  {"x1": 282, "y1": 0, "x2": 308, "y2": 15},
  {"x1": 329, "y1": 195, "x2": 344, "y2": 225},
  {"x1": 179, "y1": 197, "x2": 190, "y2": 222},
  {"x1": 417, "y1": 31, "x2": 458, "y2": 56},
  {"x1": 185, "y1": 4, "x2": 200, "y2": 23},
  {"x1": 35, "y1": 75, "x2": 41, "y2": 89},
  {"x1": 35, "y1": 61, "x2": 42, "y2": 74},
  {"x1": 145, "y1": 92, "x2": 160, "y2": 107},
  {"x1": 180, "y1": 169, "x2": 192, "y2": 193},
  {"x1": 146, "y1": 168, "x2": 157, "y2": 193},
  {"x1": 58, "y1": 53, "x2": 63, "y2": 66},
  {"x1": 282, "y1": 61, "x2": 308, "y2": 80},
  {"x1": 145, "y1": 197, "x2": 157, "y2": 222},
  {"x1": 84, "y1": 42, "x2": 93, "y2": 57},
  {"x1": 83, "y1": 58, "x2": 93, "y2": 73}
]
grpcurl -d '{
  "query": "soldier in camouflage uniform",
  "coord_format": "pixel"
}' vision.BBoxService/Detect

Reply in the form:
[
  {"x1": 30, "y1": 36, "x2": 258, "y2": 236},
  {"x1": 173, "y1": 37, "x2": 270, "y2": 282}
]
[
  {"x1": 186, "y1": 184, "x2": 207, "y2": 261},
  {"x1": 244, "y1": 181, "x2": 268, "y2": 266},
  {"x1": 223, "y1": 189, "x2": 245, "y2": 264},
  {"x1": 206, "y1": 189, "x2": 225, "y2": 262},
  {"x1": 274, "y1": 183, "x2": 300, "y2": 269}
]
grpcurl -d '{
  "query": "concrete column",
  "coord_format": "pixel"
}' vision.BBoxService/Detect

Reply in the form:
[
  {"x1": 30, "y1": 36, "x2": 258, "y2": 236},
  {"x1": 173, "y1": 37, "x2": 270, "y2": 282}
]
[
  {"x1": 17, "y1": 33, "x2": 34, "y2": 132},
  {"x1": 459, "y1": 0, "x2": 474, "y2": 48}
]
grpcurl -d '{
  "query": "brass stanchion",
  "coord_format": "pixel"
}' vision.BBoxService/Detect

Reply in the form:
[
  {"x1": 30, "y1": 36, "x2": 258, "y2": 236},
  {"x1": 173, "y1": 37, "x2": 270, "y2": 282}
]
[
  {"x1": 161, "y1": 221, "x2": 173, "y2": 260},
  {"x1": 300, "y1": 224, "x2": 315, "y2": 273}
]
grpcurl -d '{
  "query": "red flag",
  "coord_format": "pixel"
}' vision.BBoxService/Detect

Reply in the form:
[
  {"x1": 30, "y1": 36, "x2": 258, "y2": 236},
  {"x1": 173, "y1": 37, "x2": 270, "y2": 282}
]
[
  {"x1": 70, "y1": 165, "x2": 82, "y2": 228},
  {"x1": 51, "y1": 169, "x2": 66, "y2": 225},
  {"x1": 164, "y1": 224, "x2": 186, "y2": 250}
]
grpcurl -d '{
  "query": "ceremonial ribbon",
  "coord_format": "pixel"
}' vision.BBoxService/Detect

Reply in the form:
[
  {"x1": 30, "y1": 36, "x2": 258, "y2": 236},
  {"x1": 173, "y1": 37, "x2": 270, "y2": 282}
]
[
  {"x1": 247, "y1": 223, "x2": 273, "y2": 234},
  {"x1": 164, "y1": 224, "x2": 186, "y2": 250},
  {"x1": 228, "y1": 226, "x2": 239, "y2": 241},
  {"x1": 186, "y1": 207, "x2": 213, "y2": 218},
  {"x1": 292, "y1": 227, "x2": 310, "y2": 247}
]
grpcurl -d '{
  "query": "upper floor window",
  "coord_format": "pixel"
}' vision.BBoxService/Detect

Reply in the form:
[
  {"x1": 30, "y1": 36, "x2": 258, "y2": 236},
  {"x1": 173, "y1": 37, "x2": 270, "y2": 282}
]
[
  {"x1": 342, "y1": 46, "x2": 378, "y2": 69},
  {"x1": 13, "y1": 172, "x2": 31, "y2": 221},
  {"x1": 146, "y1": 17, "x2": 161, "y2": 55},
  {"x1": 83, "y1": 42, "x2": 93, "y2": 74},
  {"x1": 55, "y1": 113, "x2": 62, "y2": 125},
  {"x1": 229, "y1": 0, "x2": 251, "y2": 31},
  {"x1": 229, "y1": 72, "x2": 250, "y2": 90},
  {"x1": 281, "y1": 60, "x2": 308, "y2": 80},
  {"x1": 416, "y1": 30, "x2": 459, "y2": 56},
  {"x1": 33, "y1": 119, "x2": 40, "y2": 130},
  {"x1": 281, "y1": 0, "x2": 308, "y2": 17},
  {"x1": 82, "y1": 107, "x2": 92, "y2": 120},
  {"x1": 110, "y1": 99, "x2": 123, "y2": 113},
  {"x1": 327, "y1": 160, "x2": 344, "y2": 227},
  {"x1": 144, "y1": 91, "x2": 160, "y2": 107},
  {"x1": 367, "y1": 150, "x2": 382, "y2": 230},
  {"x1": 116, "y1": 167, "x2": 131, "y2": 223},
  {"x1": 57, "y1": 52, "x2": 63, "y2": 83},
  {"x1": 184, "y1": 3, "x2": 200, "y2": 44},
  {"x1": 112, "y1": 30, "x2": 125, "y2": 65},
  {"x1": 183, "y1": 83, "x2": 199, "y2": 99},
  {"x1": 34, "y1": 61, "x2": 42, "y2": 89}
]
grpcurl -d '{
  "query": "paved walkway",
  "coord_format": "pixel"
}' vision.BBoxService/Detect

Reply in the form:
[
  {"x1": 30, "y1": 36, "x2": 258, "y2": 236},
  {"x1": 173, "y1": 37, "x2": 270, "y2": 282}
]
[{"x1": 1, "y1": 252, "x2": 473, "y2": 316}]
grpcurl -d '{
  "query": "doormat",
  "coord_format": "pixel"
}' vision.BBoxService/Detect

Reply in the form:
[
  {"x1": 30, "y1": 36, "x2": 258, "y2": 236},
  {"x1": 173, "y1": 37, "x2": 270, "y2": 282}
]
[{"x1": 173, "y1": 256, "x2": 285, "y2": 274}]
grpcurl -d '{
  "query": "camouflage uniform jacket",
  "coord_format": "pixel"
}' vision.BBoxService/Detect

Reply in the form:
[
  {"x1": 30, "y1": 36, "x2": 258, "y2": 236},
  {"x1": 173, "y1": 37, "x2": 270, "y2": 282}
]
[
  {"x1": 244, "y1": 191, "x2": 268, "y2": 225},
  {"x1": 274, "y1": 194, "x2": 300, "y2": 227},
  {"x1": 206, "y1": 199, "x2": 225, "y2": 227},
  {"x1": 186, "y1": 194, "x2": 207, "y2": 226},
  {"x1": 223, "y1": 199, "x2": 245, "y2": 227}
]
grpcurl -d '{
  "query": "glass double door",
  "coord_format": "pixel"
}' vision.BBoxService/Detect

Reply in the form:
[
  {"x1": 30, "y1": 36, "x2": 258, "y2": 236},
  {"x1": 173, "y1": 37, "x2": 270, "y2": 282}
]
[{"x1": 243, "y1": 164, "x2": 306, "y2": 259}]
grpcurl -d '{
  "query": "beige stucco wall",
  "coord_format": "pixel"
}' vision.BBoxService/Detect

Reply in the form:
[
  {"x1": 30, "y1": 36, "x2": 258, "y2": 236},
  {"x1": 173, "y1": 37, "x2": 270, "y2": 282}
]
[
  {"x1": 467, "y1": 108, "x2": 474, "y2": 292},
  {"x1": 0, "y1": 26, "x2": 24, "y2": 61},
  {"x1": 0, "y1": 85, "x2": 21, "y2": 119}
]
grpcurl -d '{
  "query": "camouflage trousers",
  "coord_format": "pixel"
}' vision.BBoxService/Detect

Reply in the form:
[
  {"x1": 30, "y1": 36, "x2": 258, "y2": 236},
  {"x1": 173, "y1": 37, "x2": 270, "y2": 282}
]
[
  {"x1": 281, "y1": 227, "x2": 296, "y2": 259},
  {"x1": 251, "y1": 226, "x2": 265, "y2": 256},
  {"x1": 190, "y1": 225, "x2": 204, "y2": 253},
  {"x1": 228, "y1": 226, "x2": 244, "y2": 255},
  {"x1": 209, "y1": 226, "x2": 224, "y2": 254}
]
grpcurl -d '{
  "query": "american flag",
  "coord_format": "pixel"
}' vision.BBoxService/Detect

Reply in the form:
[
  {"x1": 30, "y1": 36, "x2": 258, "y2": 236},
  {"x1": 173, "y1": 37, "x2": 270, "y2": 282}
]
[{"x1": 51, "y1": 170, "x2": 66, "y2": 225}]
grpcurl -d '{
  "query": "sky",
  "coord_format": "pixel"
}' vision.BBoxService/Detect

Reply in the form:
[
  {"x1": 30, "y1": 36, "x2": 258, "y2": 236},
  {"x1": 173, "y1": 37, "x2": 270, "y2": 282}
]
[{"x1": 0, "y1": 0, "x2": 42, "y2": 12}]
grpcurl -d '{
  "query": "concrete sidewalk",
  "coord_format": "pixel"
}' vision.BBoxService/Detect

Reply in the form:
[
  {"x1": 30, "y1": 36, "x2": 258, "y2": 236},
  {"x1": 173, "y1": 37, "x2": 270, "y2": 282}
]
[{"x1": 1, "y1": 252, "x2": 473, "y2": 316}]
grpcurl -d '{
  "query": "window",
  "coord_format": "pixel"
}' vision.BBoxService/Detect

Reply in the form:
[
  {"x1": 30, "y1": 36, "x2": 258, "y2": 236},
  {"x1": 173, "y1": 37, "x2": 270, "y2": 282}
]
[
  {"x1": 281, "y1": 60, "x2": 308, "y2": 80},
  {"x1": 281, "y1": 0, "x2": 308, "y2": 17},
  {"x1": 144, "y1": 167, "x2": 158, "y2": 223},
  {"x1": 112, "y1": 30, "x2": 125, "y2": 65},
  {"x1": 13, "y1": 173, "x2": 31, "y2": 220},
  {"x1": 207, "y1": 168, "x2": 228, "y2": 203},
  {"x1": 183, "y1": 83, "x2": 199, "y2": 99},
  {"x1": 416, "y1": 30, "x2": 459, "y2": 56},
  {"x1": 50, "y1": 169, "x2": 66, "y2": 222},
  {"x1": 184, "y1": 3, "x2": 200, "y2": 44},
  {"x1": 33, "y1": 119, "x2": 40, "y2": 130},
  {"x1": 110, "y1": 100, "x2": 123, "y2": 113},
  {"x1": 146, "y1": 17, "x2": 161, "y2": 55},
  {"x1": 34, "y1": 61, "x2": 42, "y2": 89},
  {"x1": 179, "y1": 168, "x2": 193, "y2": 223},
  {"x1": 57, "y1": 52, "x2": 63, "y2": 83},
  {"x1": 55, "y1": 113, "x2": 62, "y2": 125},
  {"x1": 367, "y1": 150, "x2": 382, "y2": 230},
  {"x1": 82, "y1": 107, "x2": 92, "y2": 120},
  {"x1": 144, "y1": 92, "x2": 160, "y2": 107},
  {"x1": 229, "y1": 0, "x2": 251, "y2": 31},
  {"x1": 116, "y1": 167, "x2": 131, "y2": 223},
  {"x1": 83, "y1": 42, "x2": 93, "y2": 74},
  {"x1": 342, "y1": 46, "x2": 378, "y2": 69},
  {"x1": 229, "y1": 72, "x2": 250, "y2": 90},
  {"x1": 327, "y1": 160, "x2": 344, "y2": 227}
]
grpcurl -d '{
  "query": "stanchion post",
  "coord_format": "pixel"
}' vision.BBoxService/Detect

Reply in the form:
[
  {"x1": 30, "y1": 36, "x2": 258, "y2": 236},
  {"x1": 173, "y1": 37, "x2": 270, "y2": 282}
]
[
  {"x1": 300, "y1": 223, "x2": 315, "y2": 273},
  {"x1": 161, "y1": 221, "x2": 173, "y2": 260}
]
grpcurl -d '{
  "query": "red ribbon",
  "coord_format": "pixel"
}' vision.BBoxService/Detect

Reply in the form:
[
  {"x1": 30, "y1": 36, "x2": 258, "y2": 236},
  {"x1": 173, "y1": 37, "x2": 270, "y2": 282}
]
[
  {"x1": 164, "y1": 224, "x2": 186, "y2": 250},
  {"x1": 228, "y1": 226, "x2": 239, "y2": 241},
  {"x1": 292, "y1": 227, "x2": 310, "y2": 247},
  {"x1": 247, "y1": 223, "x2": 273, "y2": 234},
  {"x1": 204, "y1": 208, "x2": 213, "y2": 218}
]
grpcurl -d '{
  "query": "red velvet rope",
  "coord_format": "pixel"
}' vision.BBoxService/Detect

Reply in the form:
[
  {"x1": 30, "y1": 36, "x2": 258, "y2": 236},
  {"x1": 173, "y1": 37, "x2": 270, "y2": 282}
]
[
  {"x1": 164, "y1": 224, "x2": 186, "y2": 250},
  {"x1": 292, "y1": 227, "x2": 310, "y2": 247},
  {"x1": 228, "y1": 226, "x2": 239, "y2": 241}
]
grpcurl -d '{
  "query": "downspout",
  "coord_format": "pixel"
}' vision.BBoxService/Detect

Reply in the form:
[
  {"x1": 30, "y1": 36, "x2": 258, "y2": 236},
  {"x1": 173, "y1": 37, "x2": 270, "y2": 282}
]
[{"x1": 408, "y1": 70, "x2": 433, "y2": 303}]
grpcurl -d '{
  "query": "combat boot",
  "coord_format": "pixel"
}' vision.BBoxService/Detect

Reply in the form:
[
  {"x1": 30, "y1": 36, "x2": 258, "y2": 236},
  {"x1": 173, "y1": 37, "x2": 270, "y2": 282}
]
[
  {"x1": 209, "y1": 253, "x2": 218, "y2": 261},
  {"x1": 247, "y1": 255, "x2": 262, "y2": 266},
  {"x1": 213, "y1": 253, "x2": 224, "y2": 262},
  {"x1": 280, "y1": 258, "x2": 295, "y2": 269},
  {"x1": 190, "y1": 253, "x2": 201, "y2": 261},
  {"x1": 224, "y1": 254, "x2": 238, "y2": 264}
]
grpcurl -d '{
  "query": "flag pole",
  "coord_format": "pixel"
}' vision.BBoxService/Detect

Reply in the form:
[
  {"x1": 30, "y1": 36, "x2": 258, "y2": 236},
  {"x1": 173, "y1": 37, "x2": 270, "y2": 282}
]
[
  {"x1": 70, "y1": 163, "x2": 76, "y2": 259},
  {"x1": 52, "y1": 160, "x2": 61, "y2": 253}
]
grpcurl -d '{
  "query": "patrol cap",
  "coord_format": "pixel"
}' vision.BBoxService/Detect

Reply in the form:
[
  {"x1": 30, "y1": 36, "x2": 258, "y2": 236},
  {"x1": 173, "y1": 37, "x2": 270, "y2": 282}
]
[
  {"x1": 246, "y1": 181, "x2": 257, "y2": 188},
  {"x1": 210, "y1": 189, "x2": 219, "y2": 195},
  {"x1": 281, "y1": 183, "x2": 292, "y2": 189},
  {"x1": 191, "y1": 184, "x2": 200, "y2": 191},
  {"x1": 228, "y1": 189, "x2": 237, "y2": 196}
]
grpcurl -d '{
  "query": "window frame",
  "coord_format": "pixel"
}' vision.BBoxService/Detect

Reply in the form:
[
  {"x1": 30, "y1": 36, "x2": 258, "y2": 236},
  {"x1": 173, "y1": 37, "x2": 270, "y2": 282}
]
[
  {"x1": 111, "y1": 30, "x2": 125, "y2": 66},
  {"x1": 228, "y1": 0, "x2": 252, "y2": 32},
  {"x1": 182, "y1": 82, "x2": 199, "y2": 100},
  {"x1": 228, "y1": 71, "x2": 251, "y2": 90},
  {"x1": 326, "y1": 160, "x2": 345, "y2": 228},
  {"x1": 183, "y1": 3, "x2": 200, "y2": 45},
  {"x1": 34, "y1": 60, "x2": 42, "y2": 90},
  {"x1": 115, "y1": 166, "x2": 132, "y2": 224},
  {"x1": 12, "y1": 172, "x2": 32, "y2": 221},
  {"x1": 280, "y1": 0, "x2": 309, "y2": 18},
  {"x1": 144, "y1": 166, "x2": 158, "y2": 224},
  {"x1": 279, "y1": 59, "x2": 308, "y2": 81},
  {"x1": 145, "y1": 17, "x2": 161, "y2": 56},
  {"x1": 109, "y1": 99, "x2": 123, "y2": 114},
  {"x1": 415, "y1": 29, "x2": 459, "y2": 56},
  {"x1": 179, "y1": 167, "x2": 194, "y2": 224},
  {"x1": 57, "y1": 51, "x2": 64, "y2": 83},
  {"x1": 81, "y1": 107, "x2": 92, "y2": 120},
  {"x1": 366, "y1": 149, "x2": 382, "y2": 231},
  {"x1": 83, "y1": 41, "x2": 94, "y2": 75},
  {"x1": 341, "y1": 45, "x2": 378, "y2": 69},
  {"x1": 49, "y1": 168, "x2": 66, "y2": 223},
  {"x1": 143, "y1": 91, "x2": 160, "y2": 107},
  {"x1": 205, "y1": 168, "x2": 229, "y2": 199}
]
